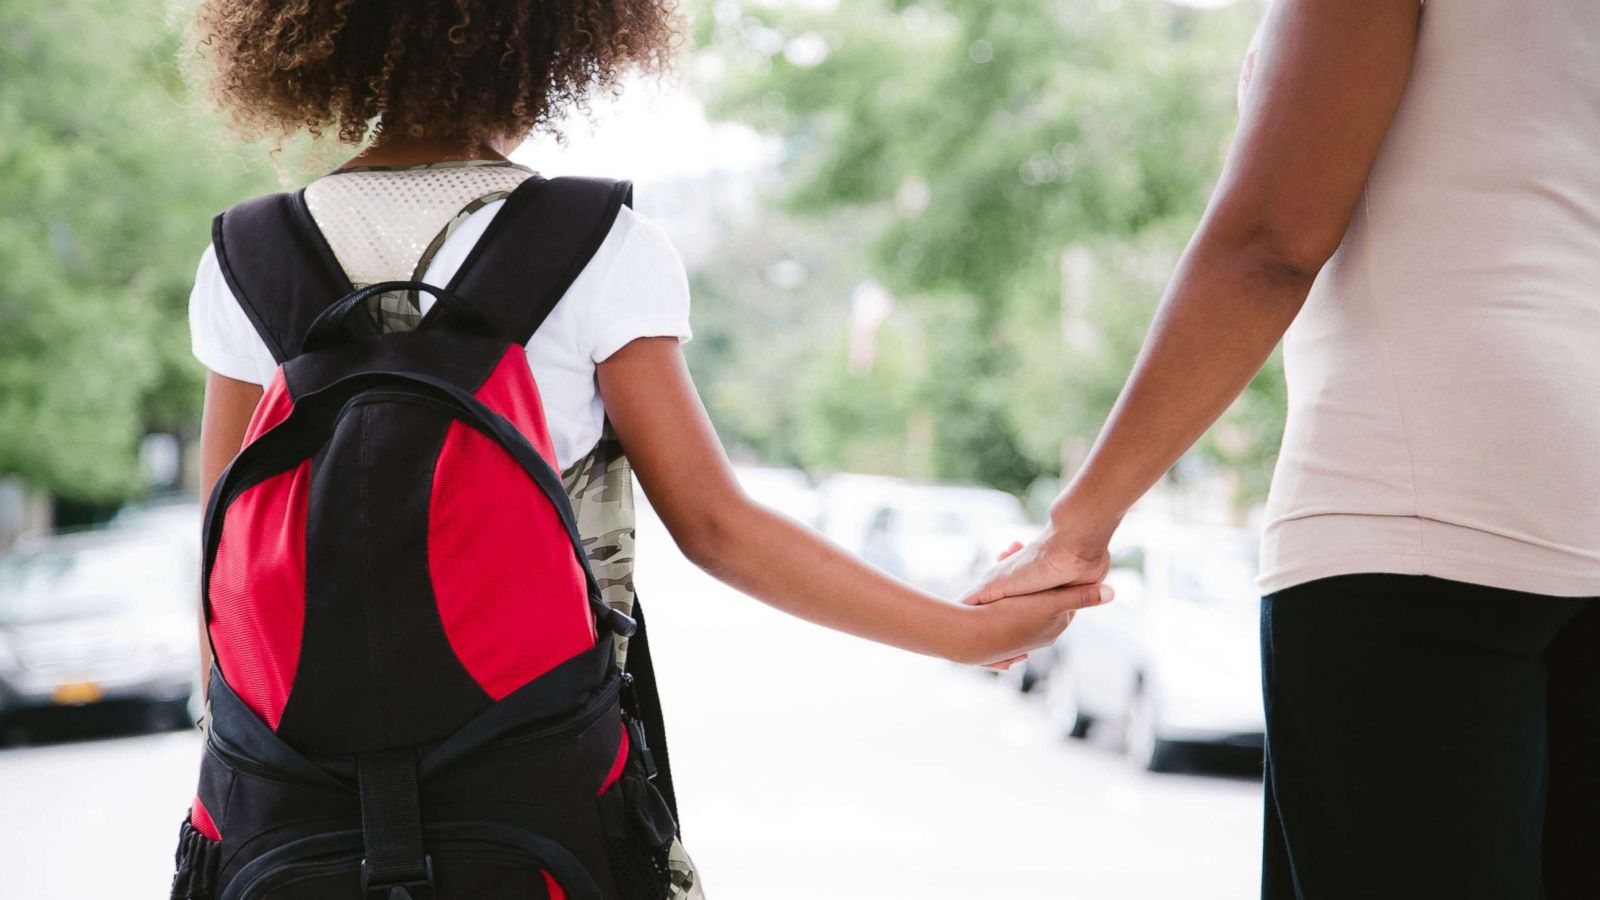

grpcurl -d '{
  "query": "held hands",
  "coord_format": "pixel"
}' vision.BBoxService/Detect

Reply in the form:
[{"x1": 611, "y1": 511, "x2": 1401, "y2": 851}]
[
  {"x1": 944, "y1": 578, "x2": 1111, "y2": 668},
  {"x1": 964, "y1": 527, "x2": 1112, "y2": 608},
  {"x1": 956, "y1": 516, "x2": 1117, "y2": 670}
]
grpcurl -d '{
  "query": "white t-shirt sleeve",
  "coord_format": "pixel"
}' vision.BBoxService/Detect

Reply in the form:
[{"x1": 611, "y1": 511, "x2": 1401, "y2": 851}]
[
  {"x1": 188, "y1": 244, "x2": 279, "y2": 385},
  {"x1": 577, "y1": 207, "x2": 693, "y2": 363}
]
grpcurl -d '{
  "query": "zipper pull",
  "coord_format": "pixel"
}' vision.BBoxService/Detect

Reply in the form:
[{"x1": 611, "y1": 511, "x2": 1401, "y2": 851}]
[
  {"x1": 627, "y1": 716, "x2": 659, "y2": 782},
  {"x1": 619, "y1": 672, "x2": 659, "y2": 781}
]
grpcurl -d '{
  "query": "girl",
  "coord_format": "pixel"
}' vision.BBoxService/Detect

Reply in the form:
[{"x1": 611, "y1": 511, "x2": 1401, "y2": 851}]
[{"x1": 179, "y1": 2, "x2": 1107, "y2": 898}]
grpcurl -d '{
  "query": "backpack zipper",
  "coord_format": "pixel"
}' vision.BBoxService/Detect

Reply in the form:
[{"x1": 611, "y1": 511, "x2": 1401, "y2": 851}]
[
  {"x1": 481, "y1": 672, "x2": 624, "y2": 752},
  {"x1": 205, "y1": 737, "x2": 313, "y2": 785}
]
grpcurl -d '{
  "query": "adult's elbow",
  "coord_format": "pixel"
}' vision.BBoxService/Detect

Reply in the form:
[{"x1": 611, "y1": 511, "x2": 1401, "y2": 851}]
[
  {"x1": 1254, "y1": 228, "x2": 1341, "y2": 286},
  {"x1": 1214, "y1": 215, "x2": 1346, "y2": 290}
]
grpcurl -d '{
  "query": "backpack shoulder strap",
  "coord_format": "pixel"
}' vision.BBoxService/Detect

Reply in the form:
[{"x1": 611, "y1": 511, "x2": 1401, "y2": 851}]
[
  {"x1": 446, "y1": 176, "x2": 634, "y2": 345},
  {"x1": 211, "y1": 190, "x2": 353, "y2": 364}
]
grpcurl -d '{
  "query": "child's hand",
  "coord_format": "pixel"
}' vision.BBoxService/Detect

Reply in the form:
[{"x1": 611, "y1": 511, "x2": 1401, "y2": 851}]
[
  {"x1": 948, "y1": 581, "x2": 1112, "y2": 668},
  {"x1": 983, "y1": 541, "x2": 1028, "y2": 671}
]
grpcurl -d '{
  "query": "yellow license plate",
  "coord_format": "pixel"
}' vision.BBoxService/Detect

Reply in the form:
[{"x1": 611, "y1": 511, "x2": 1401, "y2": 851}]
[{"x1": 52, "y1": 681, "x2": 105, "y2": 705}]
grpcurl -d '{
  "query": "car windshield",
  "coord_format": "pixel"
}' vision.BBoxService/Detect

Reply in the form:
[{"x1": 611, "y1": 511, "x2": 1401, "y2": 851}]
[
  {"x1": 0, "y1": 535, "x2": 190, "y2": 626},
  {"x1": 1167, "y1": 535, "x2": 1260, "y2": 613}
]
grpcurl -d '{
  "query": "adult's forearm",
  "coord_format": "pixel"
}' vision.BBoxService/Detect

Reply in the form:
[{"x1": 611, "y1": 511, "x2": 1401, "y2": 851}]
[
  {"x1": 966, "y1": 0, "x2": 1418, "y2": 600},
  {"x1": 1051, "y1": 236, "x2": 1314, "y2": 547}
]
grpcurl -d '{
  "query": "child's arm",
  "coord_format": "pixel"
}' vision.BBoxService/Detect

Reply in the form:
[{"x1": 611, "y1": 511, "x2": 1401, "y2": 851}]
[{"x1": 596, "y1": 337, "x2": 1110, "y2": 667}]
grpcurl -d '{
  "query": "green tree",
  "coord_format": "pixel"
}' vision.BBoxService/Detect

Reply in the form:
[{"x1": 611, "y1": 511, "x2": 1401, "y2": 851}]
[
  {"x1": 796, "y1": 321, "x2": 929, "y2": 477},
  {"x1": 685, "y1": 206, "x2": 951, "y2": 479},
  {"x1": 685, "y1": 209, "x2": 875, "y2": 466},
  {"x1": 700, "y1": 0, "x2": 1279, "y2": 504},
  {"x1": 0, "y1": 0, "x2": 269, "y2": 505}
]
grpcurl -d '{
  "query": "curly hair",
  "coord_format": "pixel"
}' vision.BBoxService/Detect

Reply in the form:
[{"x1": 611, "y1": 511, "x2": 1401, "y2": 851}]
[{"x1": 192, "y1": 0, "x2": 679, "y2": 145}]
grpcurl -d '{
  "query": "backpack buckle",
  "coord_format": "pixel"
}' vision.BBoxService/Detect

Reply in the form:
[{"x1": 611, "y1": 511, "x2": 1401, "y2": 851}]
[{"x1": 361, "y1": 855, "x2": 434, "y2": 900}]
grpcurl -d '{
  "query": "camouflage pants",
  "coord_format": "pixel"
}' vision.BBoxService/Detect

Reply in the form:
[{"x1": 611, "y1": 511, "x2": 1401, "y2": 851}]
[{"x1": 565, "y1": 429, "x2": 705, "y2": 898}]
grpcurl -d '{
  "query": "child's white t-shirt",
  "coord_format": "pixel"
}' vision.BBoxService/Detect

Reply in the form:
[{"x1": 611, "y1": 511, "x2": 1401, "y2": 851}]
[{"x1": 188, "y1": 173, "x2": 691, "y2": 471}]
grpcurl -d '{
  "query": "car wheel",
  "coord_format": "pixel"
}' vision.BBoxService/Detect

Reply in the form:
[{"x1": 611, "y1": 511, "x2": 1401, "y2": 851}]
[
  {"x1": 1126, "y1": 681, "x2": 1183, "y2": 772},
  {"x1": 1001, "y1": 655, "x2": 1041, "y2": 694},
  {"x1": 1043, "y1": 661, "x2": 1092, "y2": 739}
]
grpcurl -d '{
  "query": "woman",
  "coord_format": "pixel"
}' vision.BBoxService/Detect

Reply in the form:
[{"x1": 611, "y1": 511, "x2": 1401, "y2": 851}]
[{"x1": 969, "y1": 1, "x2": 1599, "y2": 897}]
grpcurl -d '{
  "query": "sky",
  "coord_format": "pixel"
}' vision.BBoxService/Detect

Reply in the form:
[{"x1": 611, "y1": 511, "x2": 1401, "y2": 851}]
[{"x1": 515, "y1": 76, "x2": 773, "y2": 187}]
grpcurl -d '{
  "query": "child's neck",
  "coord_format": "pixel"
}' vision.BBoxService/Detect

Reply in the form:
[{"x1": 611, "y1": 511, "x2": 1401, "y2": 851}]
[{"x1": 339, "y1": 136, "x2": 516, "y2": 171}]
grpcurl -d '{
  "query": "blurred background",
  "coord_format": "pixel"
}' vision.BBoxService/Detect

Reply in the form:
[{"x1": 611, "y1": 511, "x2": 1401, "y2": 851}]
[{"x1": 0, "y1": 0, "x2": 1276, "y2": 896}]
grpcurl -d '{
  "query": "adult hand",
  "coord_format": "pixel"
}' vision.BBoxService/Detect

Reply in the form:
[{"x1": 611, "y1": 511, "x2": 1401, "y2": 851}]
[
  {"x1": 962, "y1": 511, "x2": 1115, "y2": 608},
  {"x1": 949, "y1": 580, "x2": 1112, "y2": 668}
]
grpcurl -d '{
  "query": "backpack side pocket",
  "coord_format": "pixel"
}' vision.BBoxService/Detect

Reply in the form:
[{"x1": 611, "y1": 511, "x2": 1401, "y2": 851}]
[
  {"x1": 597, "y1": 769, "x2": 676, "y2": 900},
  {"x1": 171, "y1": 811, "x2": 224, "y2": 900}
]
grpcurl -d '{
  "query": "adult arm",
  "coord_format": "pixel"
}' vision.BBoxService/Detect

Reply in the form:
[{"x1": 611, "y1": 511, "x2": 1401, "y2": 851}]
[
  {"x1": 968, "y1": 0, "x2": 1422, "y2": 602},
  {"x1": 598, "y1": 338, "x2": 1111, "y2": 667}
]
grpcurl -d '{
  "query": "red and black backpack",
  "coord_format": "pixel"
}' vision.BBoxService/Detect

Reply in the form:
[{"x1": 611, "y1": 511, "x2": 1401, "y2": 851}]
[{"x1": 172, "y1": 176, "x2": 680, "y2": 900}]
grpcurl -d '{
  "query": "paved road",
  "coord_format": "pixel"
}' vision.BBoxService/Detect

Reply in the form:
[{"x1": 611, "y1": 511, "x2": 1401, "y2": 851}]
[{"x1": 0, "y1": 523, "x2": 1261, "y2": 899}]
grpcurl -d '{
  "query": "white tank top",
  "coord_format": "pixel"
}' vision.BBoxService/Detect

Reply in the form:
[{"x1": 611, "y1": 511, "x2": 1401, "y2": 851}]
[{"x1": 1259, "y1": 0, "x2": 1600, "y2": 597}]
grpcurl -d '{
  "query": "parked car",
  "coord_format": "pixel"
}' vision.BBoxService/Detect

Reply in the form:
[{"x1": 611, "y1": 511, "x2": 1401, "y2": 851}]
[
  {"x1": 1041, "y1": 524, "x2": 1264, "y2": 771},
  {"x1": 0, "y1": 525, "x2": 199, "y2": 732},
  {"x1": 855, "y1": 483, "x2": 1034, "y2": 599},
  {"x1": 109, "y1": 494, "x2": 201, "y2": 541},
  {"x1": 815, "y1": 473, "x2": 909, "y2": 553}
]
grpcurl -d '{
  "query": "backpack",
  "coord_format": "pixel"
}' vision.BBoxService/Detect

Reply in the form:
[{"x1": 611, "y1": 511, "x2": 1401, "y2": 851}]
[{"x1": 171, "y1": 176, "x2": 689, "y2": 900}]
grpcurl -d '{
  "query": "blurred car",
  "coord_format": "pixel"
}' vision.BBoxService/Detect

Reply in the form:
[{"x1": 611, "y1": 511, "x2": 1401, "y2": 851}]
[
  {"x1": 0, "y1": 525, "x2": 200, "y2": 731},
  {"x1": 815, "y1": 473, "x2": 909, "y2": 552},
  {"x1": 112, "y1": 497, "x2": 207, "y2": 723},
  {"x1": 110, "y1": 494, "x2": 201, "y2": 541},
  {"x1": 735, "y1": 466, "x2": 824, "y2": 528},
  {"x1": 855, "y1": 482, "x2": 1034, "y2": 599},
  {"x1": 1041, "y1": 524, "x2": 1264, "y2": 771}
]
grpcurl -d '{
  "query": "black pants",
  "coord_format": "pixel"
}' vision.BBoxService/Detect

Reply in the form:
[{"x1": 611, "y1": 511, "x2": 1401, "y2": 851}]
[{"x1": 1261, "y1": 574, "x2": 1599, "y2": 900}]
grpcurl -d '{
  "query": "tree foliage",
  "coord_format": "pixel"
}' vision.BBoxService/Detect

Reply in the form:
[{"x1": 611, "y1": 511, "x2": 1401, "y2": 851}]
[
  {"x1": 699, "y1": 0, "x2": 1281, "y2": 504},
  {"x1": 686, "y1": 208, "x2": 872, "y2": 467},
  {"x1": 0, "y1": 0, "x2": 270, "y2": 502}
]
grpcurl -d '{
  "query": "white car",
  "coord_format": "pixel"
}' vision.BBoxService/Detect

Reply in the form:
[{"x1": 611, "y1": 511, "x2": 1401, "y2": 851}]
[
  {"x1": 735, "y1": 466, "x2": 824, "y2": 528},
  {"x1": 0, "y1": 525, "x2": 200, "y2": 734},
  {"x1": 1042, "y1": 524, "x2": 1264, "y2": 771},
  {"x1": 854, "y1": 483, "x2": 1034, "y2": 599},
  {"x1": 815, "y1": 473, "x2": 910, "y2": 552}
]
